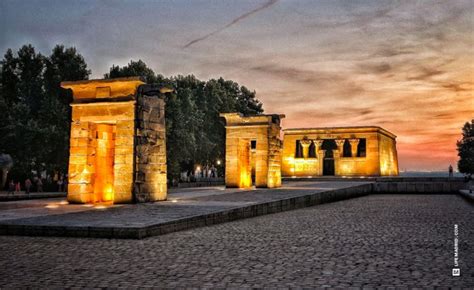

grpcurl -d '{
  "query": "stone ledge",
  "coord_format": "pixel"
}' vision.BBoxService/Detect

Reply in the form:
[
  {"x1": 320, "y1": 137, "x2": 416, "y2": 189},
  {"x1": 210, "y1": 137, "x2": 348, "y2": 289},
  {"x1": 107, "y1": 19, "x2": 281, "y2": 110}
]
[
  {"x1": 0, "y1": 184, "x2": 372, "y2": 240},
  {"x1": 459, "y1": 189, "x2": 474, "y2": 202}
]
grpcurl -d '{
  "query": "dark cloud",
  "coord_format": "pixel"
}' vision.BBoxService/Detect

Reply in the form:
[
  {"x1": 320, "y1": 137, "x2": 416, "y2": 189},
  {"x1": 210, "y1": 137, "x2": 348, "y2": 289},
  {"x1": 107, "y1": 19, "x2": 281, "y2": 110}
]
[
  {"x1": 358, "y1": 62, "x2": 392, "y2": 74},
  {"x1": 300, "y1": 4, "x2": 398, "y2": 30},
  {"x1": 372, "y1": 47, "x2": 415, "y2": 58},
  {"x1": 440, "y1": 82, "x2": 471, "y2": 92},
  {"x1": 407, "y1": 66, "x2": 445, "y2": 81},
  {"x1": 251, "y1": 64, "x2": 341, "y2": 84},
  {"x1": 183, "y1": 0, "x2": 278, "y2": 49}
]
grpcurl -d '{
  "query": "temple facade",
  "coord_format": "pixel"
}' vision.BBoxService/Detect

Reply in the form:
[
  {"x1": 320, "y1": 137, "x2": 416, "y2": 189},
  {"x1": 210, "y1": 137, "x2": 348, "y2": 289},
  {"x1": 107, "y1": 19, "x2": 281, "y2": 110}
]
[
  {"x1": 281, "y1": 127, "x2": 399, "y2": 177},
  {"x1": 62, "y1": 77, "x2": 170, "y2": 204}
]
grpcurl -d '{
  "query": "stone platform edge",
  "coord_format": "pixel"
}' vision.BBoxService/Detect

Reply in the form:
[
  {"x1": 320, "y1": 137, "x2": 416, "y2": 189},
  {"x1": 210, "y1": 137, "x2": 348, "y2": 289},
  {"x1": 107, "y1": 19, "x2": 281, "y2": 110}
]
[
  {"x1": 0, "y1": 183, "x2": 373, "y2": 240},
  {"x1": 459, "y1": 189, "x2": 474, "y2": 202}
]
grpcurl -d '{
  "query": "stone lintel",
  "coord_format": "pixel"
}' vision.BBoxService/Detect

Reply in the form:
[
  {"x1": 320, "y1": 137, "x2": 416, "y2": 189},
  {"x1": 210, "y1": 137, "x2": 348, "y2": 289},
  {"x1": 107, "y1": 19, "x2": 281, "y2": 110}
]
[{"x1": 61, "y1": 77, "x2": 145, "y2": 103}]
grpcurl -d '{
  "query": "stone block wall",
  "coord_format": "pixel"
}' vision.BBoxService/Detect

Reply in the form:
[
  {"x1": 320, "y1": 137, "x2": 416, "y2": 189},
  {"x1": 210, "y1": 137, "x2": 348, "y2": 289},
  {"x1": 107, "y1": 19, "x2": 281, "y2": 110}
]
[
  {"x1": 378, "y1": 133, "x2": 399, "y2": 176},
  {"x1": 68, "y1": 102, "x2": 135, "y2": 204},
  {"x1": 267, "y1": 126, "x2": 283, "y2": 188},
  {"x1": 133, "y1": 94, "x2": 167, "y2": 202}
]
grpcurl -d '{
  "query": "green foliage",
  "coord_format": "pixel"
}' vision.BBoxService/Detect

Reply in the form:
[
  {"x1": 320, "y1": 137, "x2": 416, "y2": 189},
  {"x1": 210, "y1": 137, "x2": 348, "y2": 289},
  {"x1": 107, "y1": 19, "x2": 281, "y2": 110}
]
[
  {"x1": 1, "y1": 47, "x2": 264, "y2": 184},
  {"x1": 457, "y1": 119, "x2": 474, "y2": 177},
  {"x1": 105, "y1": 60, "x2": 264, "y2": 180},
  {"x1": 0, "y1": 44, "x2": 90, "y2": 181}
]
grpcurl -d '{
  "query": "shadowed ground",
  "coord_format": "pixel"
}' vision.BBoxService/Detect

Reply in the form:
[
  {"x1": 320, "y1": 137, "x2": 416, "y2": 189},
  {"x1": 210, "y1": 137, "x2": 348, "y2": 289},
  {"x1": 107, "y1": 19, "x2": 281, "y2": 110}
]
[{"x1": 0, "y1": 194, "x2": 472, "y2": 288}]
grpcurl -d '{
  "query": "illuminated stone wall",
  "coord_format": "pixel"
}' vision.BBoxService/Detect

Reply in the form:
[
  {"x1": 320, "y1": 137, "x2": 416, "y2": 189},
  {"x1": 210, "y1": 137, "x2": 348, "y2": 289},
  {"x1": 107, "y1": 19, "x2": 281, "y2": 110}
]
[
  {"x1": 281, "y1": 127, "x2": 398, "y2": 177},
  {"x1": 220, "y1": 113, "x2": 285, "y2": 188},
  {"x1": 62, "y1": 78, "x2": 168, "y2": 204},
  {"x1": 378, "y1": 133, "x2": 399, "y2": 176},
  {"x1": 134, "y1": 85, "x2": 168, "y2": 202}
]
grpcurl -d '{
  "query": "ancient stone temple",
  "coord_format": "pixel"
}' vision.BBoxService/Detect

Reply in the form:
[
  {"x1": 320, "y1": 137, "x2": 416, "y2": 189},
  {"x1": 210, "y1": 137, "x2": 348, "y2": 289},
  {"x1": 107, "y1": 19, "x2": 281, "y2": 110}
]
[
  {"x1": 220, "y1": 113, "x2": 285, "y2": 188},
  {"x1": 281, "y1": 126, "x2": 399, "y2": 177},
  {"x1": 61, "y1": 77, "x2": 170, "y2": 204}
]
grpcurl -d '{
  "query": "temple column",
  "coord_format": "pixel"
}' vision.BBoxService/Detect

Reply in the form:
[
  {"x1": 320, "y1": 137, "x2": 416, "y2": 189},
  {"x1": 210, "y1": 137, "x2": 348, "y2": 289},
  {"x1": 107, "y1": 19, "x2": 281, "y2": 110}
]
[
  {"x1": 349, "y1": 139, "x2": 360, "y2": 157},
  {"x1": 317, "y1": 149, "x2": 325, "y2": 175},
  {"x1": 313, "y1": 139, "x2": 323, "y2": 154},
  {"x1": 300, "y1": 138, "x2": 312, "y2": 159},
  {"x1": 335, "y1": 139, "x2": 345, "y2": 154},
  {"x1": 333, "y1": 149, "x2": 341, "y2": 175},
  {"x1": 313, "y1": 140, "x2": 323, "y2": 175}
]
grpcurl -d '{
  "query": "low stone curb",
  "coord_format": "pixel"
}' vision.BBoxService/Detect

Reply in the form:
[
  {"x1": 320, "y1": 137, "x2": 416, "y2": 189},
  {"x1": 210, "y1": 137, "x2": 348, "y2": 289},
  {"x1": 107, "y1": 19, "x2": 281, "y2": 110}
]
[
  {"x1": 0, "y1": 183, "x2": 373, "y2": 239},
  {"x1": 459, "y1": 189, "x2": 474, "y2": 202}
]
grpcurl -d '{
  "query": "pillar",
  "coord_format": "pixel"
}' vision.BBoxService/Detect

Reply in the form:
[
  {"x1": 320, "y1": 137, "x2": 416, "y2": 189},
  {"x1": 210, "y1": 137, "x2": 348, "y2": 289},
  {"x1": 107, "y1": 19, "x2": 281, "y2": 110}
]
[
  {"x1": 349, "y1": 139, "x2": 360, "y2": 157},
  {"x1": 317, "y1": 149, "x2": 325, "y2": 175},
  {"x1": 333, "y1": 149, "x2": 341, "y2": 175},
  {"x1": 300, "y1": 138, "x2": 312, "y2": 159},
  {"x1": 335, "y1": 139, "x2": 345, "y2": 153}
]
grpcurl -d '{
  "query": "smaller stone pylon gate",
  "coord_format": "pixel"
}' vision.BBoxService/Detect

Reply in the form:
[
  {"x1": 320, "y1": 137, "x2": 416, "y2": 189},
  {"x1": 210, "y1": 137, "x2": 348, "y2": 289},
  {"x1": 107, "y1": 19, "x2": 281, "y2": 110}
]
[
  {"x1": 220, "y1": 113, "x2": 285, "y2": 188},
  {"x1": 61, "y1": 77, "x2": 172, "y2": 204}
]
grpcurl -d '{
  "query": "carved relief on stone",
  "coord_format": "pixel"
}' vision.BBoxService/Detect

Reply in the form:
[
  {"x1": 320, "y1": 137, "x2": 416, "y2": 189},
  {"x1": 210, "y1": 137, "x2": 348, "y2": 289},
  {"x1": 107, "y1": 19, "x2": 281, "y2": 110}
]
[
  {"x1": 300, "y1": 136, "x2": 312, "y2": 158},
  {"x1": 335, "y1": 139, "x2": 345, "y2": 152},
  {"x1": 313, "y1": 139, "x2": 323, "y2": 152}
]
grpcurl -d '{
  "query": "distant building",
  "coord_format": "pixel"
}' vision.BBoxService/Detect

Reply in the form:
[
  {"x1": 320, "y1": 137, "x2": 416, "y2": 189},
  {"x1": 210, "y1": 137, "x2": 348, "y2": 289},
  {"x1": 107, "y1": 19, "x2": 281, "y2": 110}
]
[{"x1": 281, "y1": 127, "x2": 399, "y2": 177}]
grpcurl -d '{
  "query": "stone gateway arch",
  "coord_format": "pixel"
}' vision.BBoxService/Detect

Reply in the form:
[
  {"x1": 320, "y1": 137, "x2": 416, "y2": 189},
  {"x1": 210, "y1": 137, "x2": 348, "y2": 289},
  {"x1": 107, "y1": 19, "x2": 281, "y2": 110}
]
[{"x1": 62, "y1": 77, "x2": 170, "y2": 204}]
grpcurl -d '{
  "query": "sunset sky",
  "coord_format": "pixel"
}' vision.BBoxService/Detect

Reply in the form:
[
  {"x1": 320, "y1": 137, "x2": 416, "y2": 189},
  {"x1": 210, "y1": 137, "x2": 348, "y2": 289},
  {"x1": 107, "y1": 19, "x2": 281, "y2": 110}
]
[{"x1": 1, "y1": 0, "x2": 473, "y2": 171}]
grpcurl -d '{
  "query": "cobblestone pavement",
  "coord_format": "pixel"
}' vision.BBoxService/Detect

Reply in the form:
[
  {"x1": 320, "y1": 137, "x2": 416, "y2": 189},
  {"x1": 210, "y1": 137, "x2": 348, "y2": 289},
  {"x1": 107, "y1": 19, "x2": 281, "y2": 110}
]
[{"x1": 0, "y1": 194, "x2": 472, "y2": 288}]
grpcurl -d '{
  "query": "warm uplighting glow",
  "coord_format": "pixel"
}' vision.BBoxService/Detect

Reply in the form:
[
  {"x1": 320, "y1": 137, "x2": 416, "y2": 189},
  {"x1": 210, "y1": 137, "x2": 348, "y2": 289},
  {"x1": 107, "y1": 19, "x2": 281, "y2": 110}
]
[
  {"x1": 171, "y1": 199, "x2": 178, "y2": 203},
  {"x1": 64, "y1": 78, "x2": 168, "y2": 204},
  {"x1": 45, "y1": 204, "x2": 59, "y2": 209},
  {"x1": 103, "y1": 184, "x2": 114, "y2": 202},
  {"x1": 94, "y1": 205, "x2": 107, "y2": 210},
  {"x1": 239, "y1": 170, "x2": 252, "y2": 188},
  {"x1": 221, "y1": 113, "x2": 283, "y2": 189}
]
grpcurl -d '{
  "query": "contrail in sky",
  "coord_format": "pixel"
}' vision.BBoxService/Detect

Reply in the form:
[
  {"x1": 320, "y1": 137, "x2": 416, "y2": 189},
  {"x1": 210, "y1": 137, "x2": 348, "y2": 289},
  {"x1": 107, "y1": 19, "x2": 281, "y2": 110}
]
[{"x1": 183, "y1": 0, "x2": 278, "y2": 49}]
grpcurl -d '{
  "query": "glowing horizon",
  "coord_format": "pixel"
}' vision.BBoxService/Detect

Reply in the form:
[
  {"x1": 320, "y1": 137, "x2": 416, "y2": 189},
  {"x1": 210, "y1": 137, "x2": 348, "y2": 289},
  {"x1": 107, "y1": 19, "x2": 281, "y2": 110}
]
[{"x1": 1, "y1": 0, "x2": 472, "y2": 171}]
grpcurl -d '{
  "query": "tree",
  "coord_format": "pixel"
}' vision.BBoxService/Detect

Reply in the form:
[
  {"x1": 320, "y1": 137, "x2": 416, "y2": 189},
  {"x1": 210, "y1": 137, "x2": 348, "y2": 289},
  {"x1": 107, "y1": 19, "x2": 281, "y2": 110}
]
[
  {"x1": 16, "y1": 44, "x2": 45, "y2": 114},
  {"x1": 0, "y1": 44, "x2": 90, "y2": 181},
  {"x1": 0, "y1": 49, "x2": 19, "y2": 104},
  {"x1": 41, "y1": 45, "x2": 90, "y2": 171},
  {"x1": 0, "y1": 45, "x2": 45, "y2": 179},
  {"x1": 457, "y1": 119, "x2": 474, "y2": 178},
  {"x1": 105, "y1": 60, "x2": 160, "y2": 84},
  {"x1": 104, "y1": 60, "x2": 264, "y2": 181}
]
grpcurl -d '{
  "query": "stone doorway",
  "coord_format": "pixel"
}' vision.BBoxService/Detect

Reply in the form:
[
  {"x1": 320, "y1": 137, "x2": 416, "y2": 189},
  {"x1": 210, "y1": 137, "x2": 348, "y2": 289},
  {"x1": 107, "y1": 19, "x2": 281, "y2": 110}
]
[
  {"x1": 91, "y1": 123, "x2": 116, "y2": 203},
  {"x1": 237, "y1": 139, "x2": 252, "y2": 188},
  {"x1": 322, "y1": 139, "x2": 337, "y2": 176}
]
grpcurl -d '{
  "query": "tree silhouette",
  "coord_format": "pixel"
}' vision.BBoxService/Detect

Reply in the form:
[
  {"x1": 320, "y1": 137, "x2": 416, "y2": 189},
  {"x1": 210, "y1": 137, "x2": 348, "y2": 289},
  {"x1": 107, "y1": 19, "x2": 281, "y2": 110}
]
[{"x1": 457, "y1": 119, "x2": 474, "y2": 178}]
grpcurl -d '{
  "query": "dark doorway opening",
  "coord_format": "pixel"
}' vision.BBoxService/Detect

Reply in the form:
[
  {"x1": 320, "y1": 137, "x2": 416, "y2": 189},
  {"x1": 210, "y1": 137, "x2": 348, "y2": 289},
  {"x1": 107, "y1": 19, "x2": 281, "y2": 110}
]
[{"x1": 322, "y1": 139, "x2": 337, "y2": 176}]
